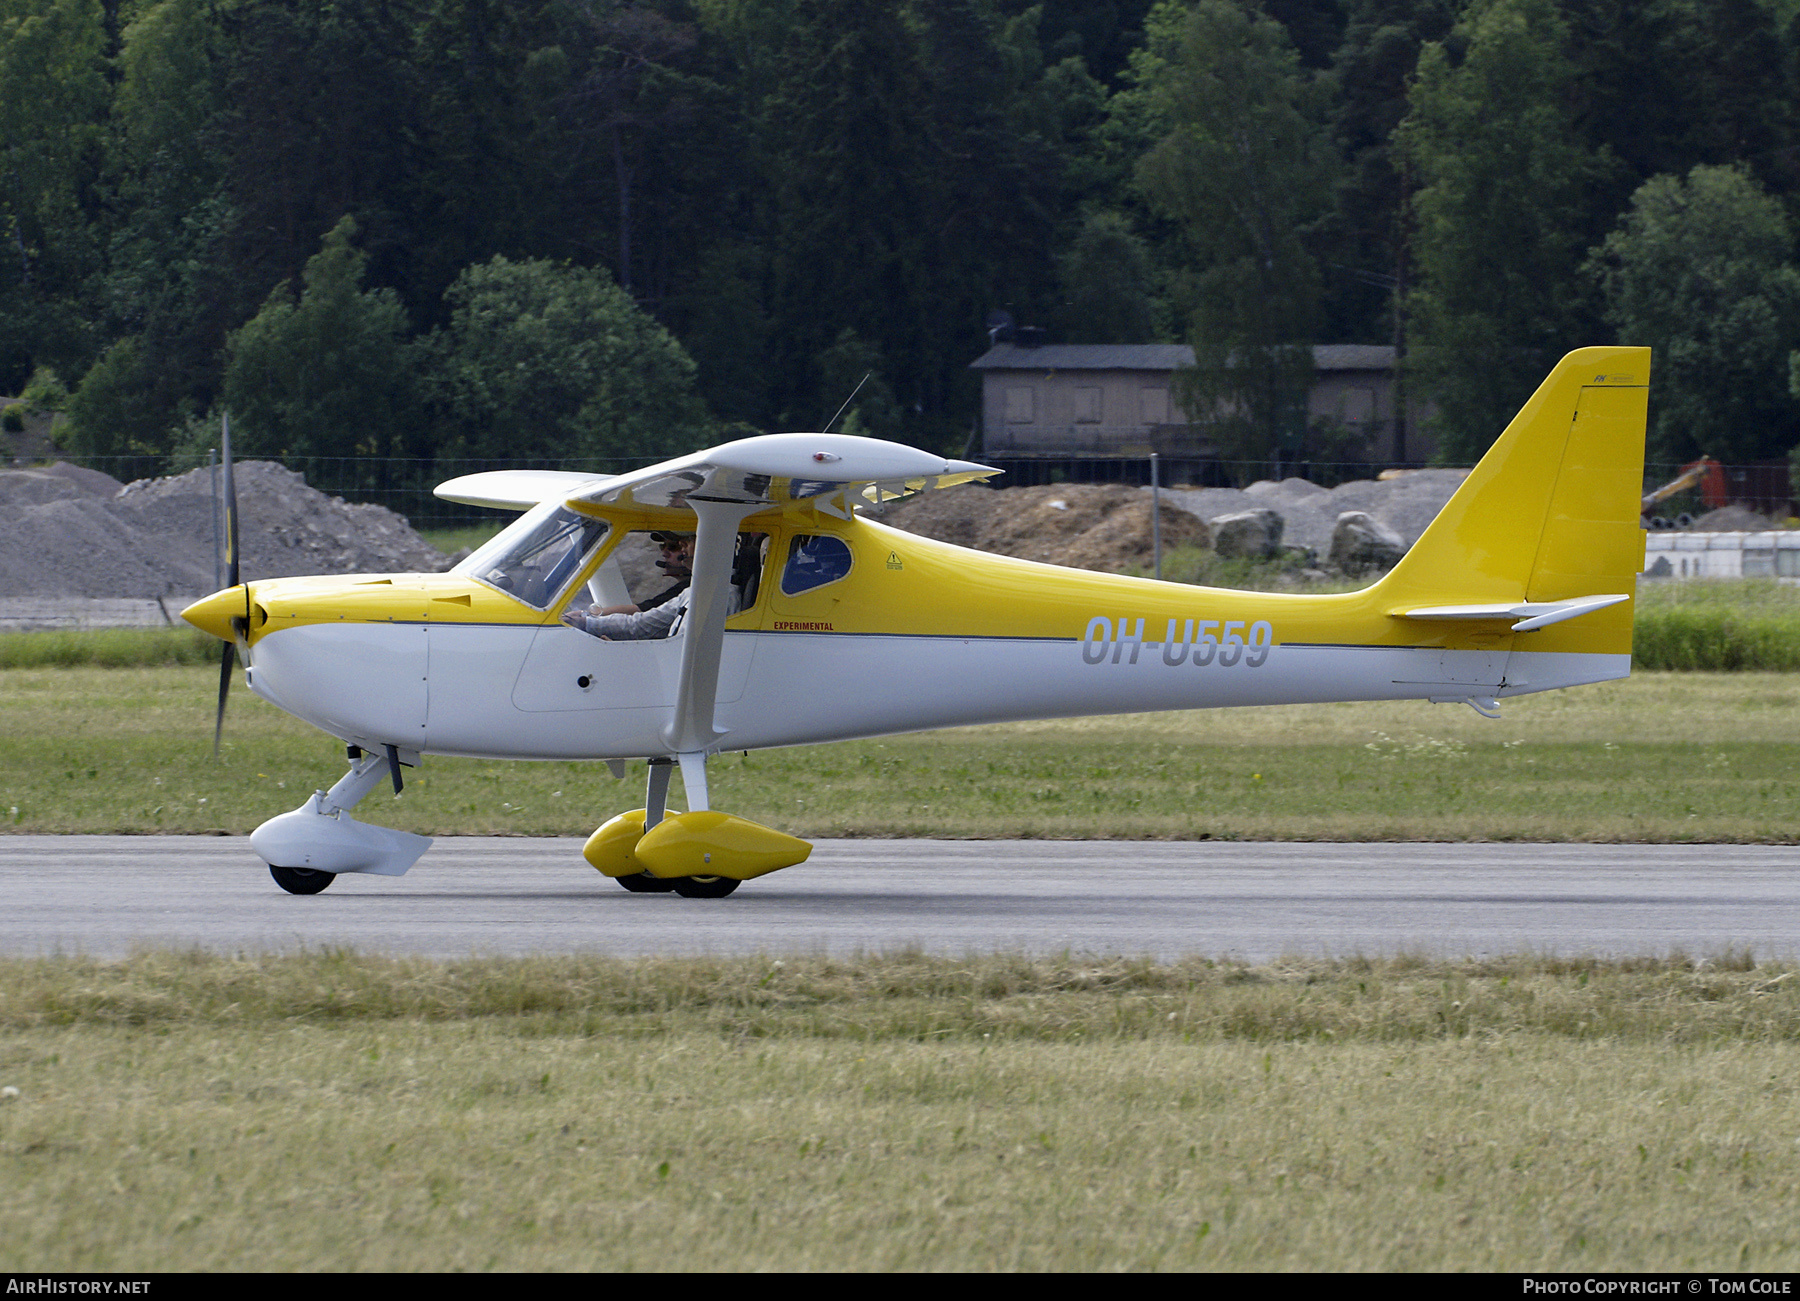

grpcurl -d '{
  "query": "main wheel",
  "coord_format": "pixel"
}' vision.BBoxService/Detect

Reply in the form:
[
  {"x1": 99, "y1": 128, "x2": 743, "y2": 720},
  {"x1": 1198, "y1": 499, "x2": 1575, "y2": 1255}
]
[
  {"x1": 672, "y1": 875, "x2": 740, "y2": 899},
  {"x1": 269, "y1": 864, "x2": 334, "y2": 895},
  {"x1": 614, "y1": 871, "x2": 676, "y2": 893}
]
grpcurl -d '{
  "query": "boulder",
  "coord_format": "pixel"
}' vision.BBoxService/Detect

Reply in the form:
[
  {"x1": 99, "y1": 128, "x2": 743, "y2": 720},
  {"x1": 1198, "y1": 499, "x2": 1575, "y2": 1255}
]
[
  {"x1": 1209, "y1": 508, "x2": 1285, "y2": 560},
  {"x1": 1329, "y1": 510, "x2": 1406, "y2": 576}
]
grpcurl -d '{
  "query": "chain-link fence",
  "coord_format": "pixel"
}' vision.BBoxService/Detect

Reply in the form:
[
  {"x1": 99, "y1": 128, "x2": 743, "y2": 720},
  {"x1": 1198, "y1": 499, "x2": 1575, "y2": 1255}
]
[
  {"x1": 55, "y1": 452, "x2": 670, "y2": 533},
  {"x1": 981, "y1": 454, "x2": 1795, "y2": 519},
  {"x1": 42, "y1": 450, "x2": 1800, "y2": 532}
]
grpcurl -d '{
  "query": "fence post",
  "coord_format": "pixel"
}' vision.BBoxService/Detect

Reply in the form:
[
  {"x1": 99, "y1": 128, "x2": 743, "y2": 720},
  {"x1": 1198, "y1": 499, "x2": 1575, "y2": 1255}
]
[{"x1": 1150, "y1": 451, "x2": 1162, "y2": 582}]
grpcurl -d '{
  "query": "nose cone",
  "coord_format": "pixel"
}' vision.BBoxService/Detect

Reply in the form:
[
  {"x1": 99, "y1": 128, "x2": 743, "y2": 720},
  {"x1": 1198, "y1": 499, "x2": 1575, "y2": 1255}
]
[{"x1": 182, "y1": 586, "x2": 247, "y2": 642}]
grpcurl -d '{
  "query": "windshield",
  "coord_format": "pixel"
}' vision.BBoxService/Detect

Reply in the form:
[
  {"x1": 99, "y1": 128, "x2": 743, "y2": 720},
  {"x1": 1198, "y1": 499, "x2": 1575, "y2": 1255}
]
[{"x1": 455, "y1": 503, "x2": 611, "y2": 609}]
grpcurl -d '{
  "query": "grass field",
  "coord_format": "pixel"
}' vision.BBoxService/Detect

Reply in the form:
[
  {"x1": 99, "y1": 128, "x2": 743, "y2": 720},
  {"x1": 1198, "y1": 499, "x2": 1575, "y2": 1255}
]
[
  {"x1": 1, "y1": 660, "x2": 1796, "y2": 840},
  {"x1": 1636, "y1": 579, "x2": 1800, "y2": 671},
  {"x1": 6, "y1": 620, "x2": 1800, "y2": 1269},
  {"x1": 4, "y1": 949, "x2": 1800, "y2": 1271},
  {"x1": 416, "y1": 522, "x2": 506, "y2": 558}
]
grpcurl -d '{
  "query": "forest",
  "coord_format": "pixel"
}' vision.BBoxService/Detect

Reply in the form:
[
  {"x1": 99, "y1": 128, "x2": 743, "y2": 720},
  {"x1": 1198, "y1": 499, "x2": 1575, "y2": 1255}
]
[{"x1": 3, "y1": 0, "x2": 1799, "y2": 480}]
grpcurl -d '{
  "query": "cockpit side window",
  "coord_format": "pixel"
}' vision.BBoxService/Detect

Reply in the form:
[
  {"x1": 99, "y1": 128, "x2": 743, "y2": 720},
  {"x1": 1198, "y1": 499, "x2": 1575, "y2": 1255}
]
[
  {"x1": 460, "y1": 504, "x2": 611, "y2": 609},
  {"x1": 780, "y1": 534, "x2": 852, "y2": 596}
]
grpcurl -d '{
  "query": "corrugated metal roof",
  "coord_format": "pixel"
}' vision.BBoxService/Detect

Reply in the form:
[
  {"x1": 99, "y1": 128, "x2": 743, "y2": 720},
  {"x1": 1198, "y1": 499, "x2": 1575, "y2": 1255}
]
[
  {"x1": 970, "y1": 343, "x2": 1195, "y2": 370},
  {"x1": 1312, "y1": 344, "x2": 1396, "y2": 371},
  {"x1": 969, "y1": 343, "x2": 1396, "y2": 371}
]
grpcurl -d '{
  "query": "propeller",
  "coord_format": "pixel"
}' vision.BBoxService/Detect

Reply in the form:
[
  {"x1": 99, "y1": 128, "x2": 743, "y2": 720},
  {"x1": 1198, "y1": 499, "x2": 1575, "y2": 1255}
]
[{"x1": 213, "y1": 413, "x2": 246, "y2": 758}]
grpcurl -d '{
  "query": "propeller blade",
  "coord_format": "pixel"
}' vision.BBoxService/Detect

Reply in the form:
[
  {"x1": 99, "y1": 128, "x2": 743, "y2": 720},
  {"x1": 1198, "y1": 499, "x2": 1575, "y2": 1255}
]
[
  {"x1": 213, "y1": 638, "x2": 235, "y2": 759},
  {"x1": 221, "y1": 411, "x2": 239, "y2": 590},
  {"x1": 213, "y1": 413, "x2": 244, "y2": 759}
]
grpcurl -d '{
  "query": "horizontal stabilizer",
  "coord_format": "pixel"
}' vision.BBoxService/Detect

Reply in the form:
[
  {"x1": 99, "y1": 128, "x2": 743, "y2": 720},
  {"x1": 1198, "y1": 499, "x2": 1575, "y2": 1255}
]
[{"x1": 1397, "y1": 593, "x2": 1630, "y2": 633}]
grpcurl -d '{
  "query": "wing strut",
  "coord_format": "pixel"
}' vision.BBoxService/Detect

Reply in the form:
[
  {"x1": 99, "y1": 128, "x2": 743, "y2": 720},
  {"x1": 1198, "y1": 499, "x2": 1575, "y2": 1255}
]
[{"x1": 662, "y1": 498, "x2": 764, "y2": 761}]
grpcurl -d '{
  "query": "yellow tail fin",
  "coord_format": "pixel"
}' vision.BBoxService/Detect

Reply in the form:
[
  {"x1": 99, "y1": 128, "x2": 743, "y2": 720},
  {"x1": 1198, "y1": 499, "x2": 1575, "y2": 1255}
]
[{"x1": 1375, "y1": 346, "x2": 1649, "y2": 657}]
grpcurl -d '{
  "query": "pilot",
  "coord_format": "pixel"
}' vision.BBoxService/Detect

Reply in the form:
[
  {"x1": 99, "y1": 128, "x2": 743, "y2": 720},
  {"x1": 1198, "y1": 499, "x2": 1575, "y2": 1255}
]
[
  {"x1": 586, "y1": 531, "x2": 691, "y2": 618},
  {"x1": 563, "y1": 532, "x2": 740, "y2": 640}
]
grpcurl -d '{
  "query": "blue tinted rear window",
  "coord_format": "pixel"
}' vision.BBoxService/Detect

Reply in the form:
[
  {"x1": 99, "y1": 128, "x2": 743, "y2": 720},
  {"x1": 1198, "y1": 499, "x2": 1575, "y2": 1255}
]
[{"x1": 781, "y1": 535, "x2": 852, "y2": 596}]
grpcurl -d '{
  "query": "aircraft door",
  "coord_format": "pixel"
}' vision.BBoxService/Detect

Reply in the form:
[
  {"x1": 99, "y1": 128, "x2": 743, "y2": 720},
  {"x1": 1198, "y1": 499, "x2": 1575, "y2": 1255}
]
[
  {"x1": 510, "y1": 527, "x2": 769, "y2": 714},
  {"x1": 512, "y1": 630, "x2": 681, "y2": 713}
]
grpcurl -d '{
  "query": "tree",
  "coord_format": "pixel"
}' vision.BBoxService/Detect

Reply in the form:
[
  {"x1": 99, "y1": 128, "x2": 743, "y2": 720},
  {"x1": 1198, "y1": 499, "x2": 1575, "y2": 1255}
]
[
  {"x1": 559, "y1": 1, "x2": 701, "y2": 299},
  {"x1": 814, "y1": 327, "x2": 902, "y2": 439},
  {"x1": 1588, "y1": 165, "x2": 1800, "y2": 464},
  {"x1": 428, "y1": 254, "x2": 711, "y2": 463},
  {"x1": 755, "y1": 0, "x2": 1094, "y2": 445},
  {"x1": 1056, "y1": 209, "x2": 1161, "y2": 345},
  {"x1": 0, "y1": 0, "x2": 110, "y2": 389},
  {"x1": 92, "y1": 0, "x2": 238, "y2": 445},
  {"x1": 1129, "y1": 0, "x2": 1335, "y2": 471},
  {"x1": 63, "y1": 334, "x2": 158, "y2": 457},
  {"x1": 1316, "y1": 0, "x2": 1456, "y2": 350},
  {"x1": 221, "y1": 217, "x2": 422, "y2": 461},
  {"x1": 403, "y1": 0, "x2": 576, "y2": 318},
  {"x1": 1399, "y1": 0, "x2": 1613, "y2": 462},
  {"x1": 1562, "y1": 0, "x2": 1799, "y2": 202},
  {"x1": 211, "y1": 0, "x2": 424, "y2": 307}
]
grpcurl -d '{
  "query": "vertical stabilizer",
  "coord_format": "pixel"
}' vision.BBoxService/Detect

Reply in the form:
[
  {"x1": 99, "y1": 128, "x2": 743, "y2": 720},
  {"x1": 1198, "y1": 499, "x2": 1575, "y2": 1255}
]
[{"x1": 1376, "y1": 347, "x2": 1648, "y2": 658}]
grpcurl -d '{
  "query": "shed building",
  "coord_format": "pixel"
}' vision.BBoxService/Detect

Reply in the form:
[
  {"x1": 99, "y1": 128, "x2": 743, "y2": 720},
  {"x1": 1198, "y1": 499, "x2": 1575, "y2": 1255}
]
[{"x1": 969, "y1": 342, "x2": 1424, "y2": 479}]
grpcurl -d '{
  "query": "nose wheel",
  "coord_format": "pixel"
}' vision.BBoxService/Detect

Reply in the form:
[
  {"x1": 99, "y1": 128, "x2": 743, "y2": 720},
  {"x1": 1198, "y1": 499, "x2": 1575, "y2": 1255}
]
[{"x1": 269, "y1": 864, "x2": 335, "y2": 894}]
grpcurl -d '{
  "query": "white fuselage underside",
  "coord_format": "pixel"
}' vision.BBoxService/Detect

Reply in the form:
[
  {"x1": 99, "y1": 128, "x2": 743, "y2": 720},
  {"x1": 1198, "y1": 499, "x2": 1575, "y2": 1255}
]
[{"x1": 243, "y1": 621, "x2": 1628, "y2": 761}]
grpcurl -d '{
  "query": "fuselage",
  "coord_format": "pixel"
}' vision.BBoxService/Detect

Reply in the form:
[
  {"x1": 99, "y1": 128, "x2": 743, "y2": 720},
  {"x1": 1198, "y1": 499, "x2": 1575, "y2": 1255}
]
[{"x1": 183, "y1": 505, "x2": 1630, "y2": 763}]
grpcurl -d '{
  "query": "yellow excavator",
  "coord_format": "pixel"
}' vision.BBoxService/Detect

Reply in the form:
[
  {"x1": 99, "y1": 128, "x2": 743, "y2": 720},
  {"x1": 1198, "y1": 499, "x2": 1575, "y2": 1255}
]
[{"x1": 1641, "y1": 456, "x2": 1722, "y2": 529}]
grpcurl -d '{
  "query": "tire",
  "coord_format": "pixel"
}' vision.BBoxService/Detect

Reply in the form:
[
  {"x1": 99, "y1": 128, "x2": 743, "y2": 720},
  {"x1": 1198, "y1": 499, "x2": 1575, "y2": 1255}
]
[
  {"x1": 614, "y1": 871, "x2": 676, "y2": 893},
  {"x1": 270, "y1": 864, "x2": 334, "y2": 895},
  {"x1": 672, "y1": 875, "x2": 740, "y2": 899}
]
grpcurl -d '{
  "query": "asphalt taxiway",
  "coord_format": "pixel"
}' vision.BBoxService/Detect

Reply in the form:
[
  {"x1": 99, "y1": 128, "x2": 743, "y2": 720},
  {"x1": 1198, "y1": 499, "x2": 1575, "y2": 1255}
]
[{"x1": 3, "y1": 836, "x2": 1796, "y2": 963}]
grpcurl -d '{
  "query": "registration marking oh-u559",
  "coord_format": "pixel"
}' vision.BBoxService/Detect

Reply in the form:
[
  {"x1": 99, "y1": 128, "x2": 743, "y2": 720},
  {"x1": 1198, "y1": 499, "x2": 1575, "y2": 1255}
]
[{"x1": 1081, "y1": 617, "x2": 1275, "y2": 668}]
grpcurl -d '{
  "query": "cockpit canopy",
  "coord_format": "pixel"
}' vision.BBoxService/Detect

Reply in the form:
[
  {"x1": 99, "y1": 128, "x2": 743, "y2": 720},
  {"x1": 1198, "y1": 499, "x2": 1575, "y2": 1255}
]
[{"x1": 455, "y1": 502, "x2": 610, "y2": 609}]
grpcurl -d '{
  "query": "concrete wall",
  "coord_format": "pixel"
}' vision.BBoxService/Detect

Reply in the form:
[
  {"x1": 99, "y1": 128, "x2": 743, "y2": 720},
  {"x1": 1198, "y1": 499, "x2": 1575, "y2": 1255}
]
[
  {"x1": 0, "y1": 597, "x2": 205, "y2": 632},
  {"x1": 1643, "y1": 532, "x2": 1800, "y2": 580}
]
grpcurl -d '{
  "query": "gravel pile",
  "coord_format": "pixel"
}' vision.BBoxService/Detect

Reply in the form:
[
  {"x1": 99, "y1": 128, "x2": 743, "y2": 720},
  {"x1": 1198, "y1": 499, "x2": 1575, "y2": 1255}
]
[
  {"x1": 870, "y1": 482, "x2": 1207, "y2": 572},
  {"x1": 1691, "y1": 505, "x2": 1780, "y2": 531},
  {"x1": 0, "y1": 461, "x2": 453, "y2": 598}
]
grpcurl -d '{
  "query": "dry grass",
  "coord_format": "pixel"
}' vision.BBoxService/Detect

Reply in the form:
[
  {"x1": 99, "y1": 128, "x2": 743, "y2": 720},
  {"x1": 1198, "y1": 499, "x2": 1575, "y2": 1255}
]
[
  {"x1": 0, "y1": 948, "x2": 1787, "y2": 1041},
  {"x1": 4, "y1": 950, "x2": 1800, "y2": 1270},
  {"x1": 2, "y1": 666, "x2": 1798, "y2": 840}
]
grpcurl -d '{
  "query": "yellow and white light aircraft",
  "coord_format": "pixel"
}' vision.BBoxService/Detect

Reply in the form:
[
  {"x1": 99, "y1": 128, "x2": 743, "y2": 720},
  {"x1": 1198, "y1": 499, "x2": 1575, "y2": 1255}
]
[{"x1": 184, "y1": 346, "x2": 1649, "y2": 897}]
